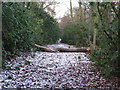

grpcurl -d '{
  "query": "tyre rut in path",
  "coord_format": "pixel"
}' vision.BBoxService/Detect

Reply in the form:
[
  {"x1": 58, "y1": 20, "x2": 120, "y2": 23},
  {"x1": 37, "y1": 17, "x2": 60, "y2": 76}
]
[{"x1": 0, "y1": 52, "x2": 119, "y2": 89}]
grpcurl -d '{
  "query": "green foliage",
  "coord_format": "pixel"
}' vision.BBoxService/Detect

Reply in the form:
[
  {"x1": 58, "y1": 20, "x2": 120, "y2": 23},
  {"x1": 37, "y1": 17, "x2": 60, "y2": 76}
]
[
  {"x1": 15, "y1": 66, "x2": 20, "y2": 70},
  {"x1": 92, "y1": 12, "x2": 97, "y2": 17},
  {"x1": 62, "y1": 23, "x2": 89, "y2": 47},
  {"x1": 22, "y1": 57, "x2": 26, "y2": 61},
  {"x1": 78, "y1": 56, "x2": 81, "y2": 59},
  {"x1": 7, "y1": 75, "x2": 13, "y2": 79},
  {"x1": 89, "y1": 2, "x2": 120, "y2": 78},
  {"x1": 2, "y1": 3, "x2": 34, "y2": 52},
  {"x1": 89, "y1": 2, "x2": 95, "y2": 6},
  {"x1": 90, "y1": 48, "x2": 117, "y2": 78},
  {"x1": 90, "y1": 19, "x2": 119, "y2": 77},
  {"x1": 24, "y1": 60, "x2": 30, "y2": 65},
  {"x1": 4, "y1": 66, "x2": 12, "y2": 70},
  {"x1": 29, "y1": 3, "x2": 61, "y2": 45},
  {"x1": 2, "y1": 2, "x2": 61, "y2": 68}
]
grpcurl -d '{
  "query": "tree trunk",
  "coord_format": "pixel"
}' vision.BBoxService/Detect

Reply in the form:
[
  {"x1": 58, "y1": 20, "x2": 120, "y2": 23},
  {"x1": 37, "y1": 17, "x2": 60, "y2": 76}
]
[
  {"x1": 93, "y1": 28, "x2": 97, "y2": 49},
  {"x1": 70, "y1": 0, "x2": 73, "y2": 22},
  {"x1": 35, "y1": 44, "x2": 90, "y2": 52},
  {"x1": 78, "y1": 1, "x2": 82, "y2": 22},
  {"x1": 91, "y1": 3, "x2": 97, "y2": 49}
]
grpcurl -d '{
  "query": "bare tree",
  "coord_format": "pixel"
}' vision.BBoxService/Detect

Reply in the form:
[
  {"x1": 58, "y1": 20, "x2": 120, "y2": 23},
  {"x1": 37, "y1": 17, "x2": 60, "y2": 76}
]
[{"x1": 37, "y1": 0, "x2": 60, "y2": 17}]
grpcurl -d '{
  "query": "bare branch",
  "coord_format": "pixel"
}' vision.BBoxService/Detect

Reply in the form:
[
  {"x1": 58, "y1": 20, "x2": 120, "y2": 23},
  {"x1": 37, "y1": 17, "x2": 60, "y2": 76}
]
[{"x1": 110, "y1": 3, "x2": 119, "y2": 19}]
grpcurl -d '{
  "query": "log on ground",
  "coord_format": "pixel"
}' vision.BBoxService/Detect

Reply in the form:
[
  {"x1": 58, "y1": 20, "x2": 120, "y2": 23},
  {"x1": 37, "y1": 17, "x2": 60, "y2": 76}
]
[{"x1": 35, "y1": 44, "x2": 90, "y2": 52}]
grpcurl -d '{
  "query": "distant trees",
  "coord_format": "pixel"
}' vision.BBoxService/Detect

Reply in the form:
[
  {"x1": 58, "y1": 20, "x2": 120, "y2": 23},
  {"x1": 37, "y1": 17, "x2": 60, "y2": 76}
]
[
  {"x1": 38, "y1": 0, "x2": 60, "y2": 17},
  {"x1": 59, "y1": 14, "x2": 70, "y2": 29}
]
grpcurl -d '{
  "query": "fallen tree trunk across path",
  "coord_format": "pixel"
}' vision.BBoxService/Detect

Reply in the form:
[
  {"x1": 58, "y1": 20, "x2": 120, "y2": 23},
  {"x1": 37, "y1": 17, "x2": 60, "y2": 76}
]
[
  {"x1": 35, "y1": 44, "x2": 57, "y2": 52},
  {"x1": 35, "y1": 43, "x2": 90, "y2": 52},
  {"x1": 58, "y1": 48, "x2": 89, "y2": 52}
]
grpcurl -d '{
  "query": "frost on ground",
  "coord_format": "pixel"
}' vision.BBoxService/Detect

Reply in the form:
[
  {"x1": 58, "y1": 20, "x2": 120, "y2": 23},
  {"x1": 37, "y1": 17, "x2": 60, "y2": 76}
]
[{"x1": 0, "y1": 52, "x2": 119, "y2": 89}]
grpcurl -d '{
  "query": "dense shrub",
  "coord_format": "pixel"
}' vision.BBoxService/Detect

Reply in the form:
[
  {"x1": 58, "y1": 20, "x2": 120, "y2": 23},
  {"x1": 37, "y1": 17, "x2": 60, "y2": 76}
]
[
  {"x1": 2, "y1": 2, "x2": 61, "y2": 68},
  {"x1": 90, "y1": 11, "x2": 119, "y2": 77},
  {"x1": 29, "y1": 3, "x2": 60, "y2": 45},
  {"x1": 62, "y1": 22, "x2": 89, "y2": 47},
  {"x1": 2, "y1": 3, "x2": 34, "y2": 55}
]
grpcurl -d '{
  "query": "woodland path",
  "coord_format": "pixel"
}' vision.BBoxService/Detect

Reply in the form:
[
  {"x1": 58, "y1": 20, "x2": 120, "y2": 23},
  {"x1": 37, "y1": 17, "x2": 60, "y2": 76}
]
[{"x1": 0, "y1": 51, "x2": 119, "y2": 89}]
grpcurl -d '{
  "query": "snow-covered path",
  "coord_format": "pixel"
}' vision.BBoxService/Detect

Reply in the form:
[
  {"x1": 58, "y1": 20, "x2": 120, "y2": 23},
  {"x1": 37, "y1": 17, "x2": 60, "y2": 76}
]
[{"x1": 0, "y1": 52, "x2": 118, "y2": 89}]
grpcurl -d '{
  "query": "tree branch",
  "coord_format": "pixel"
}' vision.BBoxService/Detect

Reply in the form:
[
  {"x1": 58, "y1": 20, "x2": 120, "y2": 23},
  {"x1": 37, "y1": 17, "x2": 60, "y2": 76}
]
[
  {"x1": 110, "y1": 3, "x2": 119, "y2": 19},
  {"x1": 97, "y1": 2, "x2": 117, "y2": 50}
]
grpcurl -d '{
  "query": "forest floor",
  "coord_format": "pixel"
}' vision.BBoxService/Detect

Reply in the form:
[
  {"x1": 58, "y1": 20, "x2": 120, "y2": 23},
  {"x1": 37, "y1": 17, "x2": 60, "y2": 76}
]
[{"x1": 0, "y1": 51, "x2": 119, "y2": 89}]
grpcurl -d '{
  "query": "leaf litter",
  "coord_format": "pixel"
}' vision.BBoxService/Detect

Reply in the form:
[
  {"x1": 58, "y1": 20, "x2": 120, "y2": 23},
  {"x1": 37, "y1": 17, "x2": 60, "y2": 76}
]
[{"x1": 0, "y1": 52, "x2": 119, "y2": 89}]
